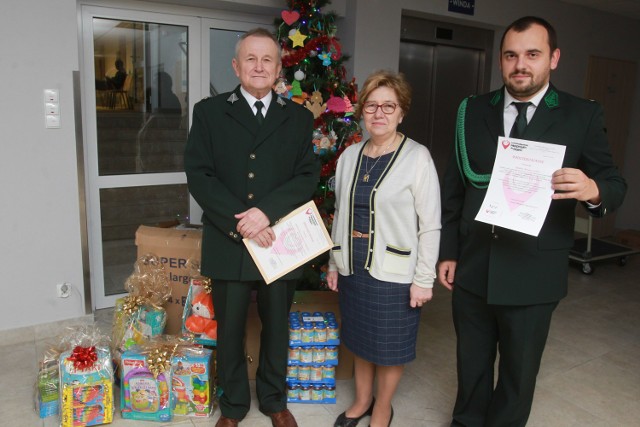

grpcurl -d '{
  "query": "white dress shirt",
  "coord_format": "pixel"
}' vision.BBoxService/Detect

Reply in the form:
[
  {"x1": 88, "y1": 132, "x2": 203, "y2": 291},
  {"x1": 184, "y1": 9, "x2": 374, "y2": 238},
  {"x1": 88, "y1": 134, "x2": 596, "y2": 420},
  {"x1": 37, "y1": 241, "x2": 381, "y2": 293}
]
[
  {"x1": 239, "y1": 86, "x2": 272, "y2": 117},
  {"x1": 503, "y1": 83, "x2": 549, "y2": 136}
]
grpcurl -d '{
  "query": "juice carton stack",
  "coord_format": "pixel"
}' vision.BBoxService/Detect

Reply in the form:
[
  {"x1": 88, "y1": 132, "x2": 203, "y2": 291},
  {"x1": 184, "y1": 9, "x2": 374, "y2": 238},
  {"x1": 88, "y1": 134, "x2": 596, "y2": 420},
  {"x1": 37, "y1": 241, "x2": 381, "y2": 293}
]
[{"x1": 286, "y1": 311, "x2": 339, "y2": 404}]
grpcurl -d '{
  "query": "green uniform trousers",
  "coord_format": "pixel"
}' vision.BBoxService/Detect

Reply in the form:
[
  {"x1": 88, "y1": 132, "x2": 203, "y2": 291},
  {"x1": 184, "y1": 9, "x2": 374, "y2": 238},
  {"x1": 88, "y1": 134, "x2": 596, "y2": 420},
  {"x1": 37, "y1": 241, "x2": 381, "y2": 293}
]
[
  {"x1": 213, "y1": 279, "x2": 297, "y2": 419},
  {"x1": 451, "y1": 286, "x2": 558, "y2": 427}
]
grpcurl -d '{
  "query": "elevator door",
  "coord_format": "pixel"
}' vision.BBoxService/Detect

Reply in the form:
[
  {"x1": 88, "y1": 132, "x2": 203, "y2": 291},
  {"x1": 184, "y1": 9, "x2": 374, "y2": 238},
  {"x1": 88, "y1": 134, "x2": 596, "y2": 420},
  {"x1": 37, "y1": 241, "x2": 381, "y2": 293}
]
[{"x1": 399, "y1": 17, "x2": 493, "y2": 179}]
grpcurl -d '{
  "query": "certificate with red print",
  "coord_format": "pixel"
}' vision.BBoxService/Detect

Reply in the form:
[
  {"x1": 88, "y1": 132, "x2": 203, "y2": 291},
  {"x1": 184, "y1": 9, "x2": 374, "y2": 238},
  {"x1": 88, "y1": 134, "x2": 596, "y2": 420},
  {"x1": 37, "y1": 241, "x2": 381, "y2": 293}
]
[
  {"x1": 475, "y1": 137, "x2": 566, "y2": 236},
  {"x1": 244, "y1": 200, "x2": 333, "y2": 284}
]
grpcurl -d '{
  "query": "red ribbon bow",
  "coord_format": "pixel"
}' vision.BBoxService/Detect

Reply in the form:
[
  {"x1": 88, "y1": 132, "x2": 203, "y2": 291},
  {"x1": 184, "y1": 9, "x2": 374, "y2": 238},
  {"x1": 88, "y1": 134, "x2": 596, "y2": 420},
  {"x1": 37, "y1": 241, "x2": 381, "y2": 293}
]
[{"x1": 69, "y1": 345, "x2": 97, "y2": 370}]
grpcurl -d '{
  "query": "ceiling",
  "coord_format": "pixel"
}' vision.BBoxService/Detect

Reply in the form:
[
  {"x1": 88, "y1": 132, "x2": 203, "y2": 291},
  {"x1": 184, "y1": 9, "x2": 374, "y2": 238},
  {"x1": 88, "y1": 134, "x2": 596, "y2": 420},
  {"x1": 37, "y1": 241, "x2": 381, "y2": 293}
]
[{"x1": 557, "y1": 0, "x2": 640, "y2": 20}]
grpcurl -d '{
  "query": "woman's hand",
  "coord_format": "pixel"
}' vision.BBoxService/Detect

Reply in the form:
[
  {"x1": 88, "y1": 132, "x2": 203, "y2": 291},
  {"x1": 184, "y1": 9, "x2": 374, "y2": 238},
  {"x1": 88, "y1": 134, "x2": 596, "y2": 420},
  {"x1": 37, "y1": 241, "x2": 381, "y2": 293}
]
[
  {"x1": 327, "y1": 271, "x2": 339, "y2": 292},
  {"x1": 410, "y1": 284, "x2": 433, "y2": 308}
]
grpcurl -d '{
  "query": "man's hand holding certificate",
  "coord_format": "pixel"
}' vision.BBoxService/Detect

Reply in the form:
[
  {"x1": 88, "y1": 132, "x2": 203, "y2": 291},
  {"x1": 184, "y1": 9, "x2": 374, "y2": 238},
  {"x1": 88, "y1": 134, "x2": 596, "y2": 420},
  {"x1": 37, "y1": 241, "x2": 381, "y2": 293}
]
[
  {"x1": 243, "y1": 201, "x2": 333, "y2": 284},
  {"x1": 475, "y1": 136, "x2": 566, "y2": 236}
]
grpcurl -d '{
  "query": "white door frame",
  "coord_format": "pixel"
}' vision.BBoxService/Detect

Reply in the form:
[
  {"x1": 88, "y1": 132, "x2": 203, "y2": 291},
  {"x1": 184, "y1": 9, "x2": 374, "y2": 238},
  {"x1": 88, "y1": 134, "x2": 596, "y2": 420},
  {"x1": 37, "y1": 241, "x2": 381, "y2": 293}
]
[{"x1": 80, "y1": 5, "x2": 201, "y2": 309}]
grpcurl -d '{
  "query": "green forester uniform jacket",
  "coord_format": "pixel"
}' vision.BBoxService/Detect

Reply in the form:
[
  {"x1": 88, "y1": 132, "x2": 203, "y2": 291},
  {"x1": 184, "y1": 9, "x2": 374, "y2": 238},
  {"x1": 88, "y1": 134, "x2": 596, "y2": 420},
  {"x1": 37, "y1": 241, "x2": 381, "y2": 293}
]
[
  {"x1": 440, "y1": 85, "x2": 627, "y2": 305},
  {"x1": 184, "y1": 86, "x2": 319, "y2": 281}
]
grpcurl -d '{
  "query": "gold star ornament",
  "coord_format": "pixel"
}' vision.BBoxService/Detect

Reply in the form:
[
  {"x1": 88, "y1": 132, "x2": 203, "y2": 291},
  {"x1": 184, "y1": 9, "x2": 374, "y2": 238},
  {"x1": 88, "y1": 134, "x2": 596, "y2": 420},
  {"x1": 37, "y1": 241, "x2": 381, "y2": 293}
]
[{"x1": 288, "y1": 30, "x2": 307, "y2": 48}]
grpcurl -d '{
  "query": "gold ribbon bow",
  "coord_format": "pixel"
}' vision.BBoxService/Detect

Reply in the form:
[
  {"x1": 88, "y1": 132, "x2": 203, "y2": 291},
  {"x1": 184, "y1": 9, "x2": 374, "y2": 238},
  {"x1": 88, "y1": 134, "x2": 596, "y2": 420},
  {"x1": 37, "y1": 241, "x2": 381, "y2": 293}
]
[
  {"x1": 200, "y1": 277, "x2": 213, "y2": 294},
  {"x1": 121, "y1": 295, "x2": 145, "y2": 316},
  {"x1": 145, "y1": 344, "x2": 178, "y2": 379}
]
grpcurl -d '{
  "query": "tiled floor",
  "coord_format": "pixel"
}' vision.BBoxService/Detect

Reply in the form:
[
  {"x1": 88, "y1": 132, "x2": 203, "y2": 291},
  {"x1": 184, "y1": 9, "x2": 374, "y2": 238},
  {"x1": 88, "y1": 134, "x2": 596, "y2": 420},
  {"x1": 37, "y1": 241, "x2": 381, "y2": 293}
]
[{"x1": 2, "y1": 255, "x2": 639, "y2": 426}]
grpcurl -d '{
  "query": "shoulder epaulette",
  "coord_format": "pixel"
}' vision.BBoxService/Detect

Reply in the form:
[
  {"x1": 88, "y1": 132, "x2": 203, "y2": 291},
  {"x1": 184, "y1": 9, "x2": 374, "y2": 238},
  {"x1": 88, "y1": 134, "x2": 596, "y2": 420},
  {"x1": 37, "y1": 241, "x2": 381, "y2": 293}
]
[{"x1": 544, "y1": 89, "x2": 559, "y2": 108}]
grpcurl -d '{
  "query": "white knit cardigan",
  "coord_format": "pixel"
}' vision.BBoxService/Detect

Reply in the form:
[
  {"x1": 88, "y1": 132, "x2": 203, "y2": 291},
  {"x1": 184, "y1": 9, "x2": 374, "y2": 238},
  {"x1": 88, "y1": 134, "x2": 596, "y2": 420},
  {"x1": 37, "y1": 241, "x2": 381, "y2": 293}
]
[{"x1": 328, "y1": 135, "x2": 441, "y2": 288}]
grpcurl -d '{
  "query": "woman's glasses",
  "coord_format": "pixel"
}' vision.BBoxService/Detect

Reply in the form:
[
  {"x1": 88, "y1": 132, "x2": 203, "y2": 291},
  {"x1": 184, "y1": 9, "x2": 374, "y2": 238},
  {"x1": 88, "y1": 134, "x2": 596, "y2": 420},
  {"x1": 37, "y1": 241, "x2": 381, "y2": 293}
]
[{"x1": 363, "y1": 102, "x2": 398, "y2": 115}]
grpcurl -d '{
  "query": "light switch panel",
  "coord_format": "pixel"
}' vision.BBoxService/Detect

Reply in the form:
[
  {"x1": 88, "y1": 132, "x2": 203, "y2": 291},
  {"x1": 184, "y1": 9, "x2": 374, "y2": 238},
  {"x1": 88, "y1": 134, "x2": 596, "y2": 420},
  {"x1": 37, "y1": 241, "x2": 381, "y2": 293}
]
[{"x1": 44, "y1": 89, "x2": 60, "y2": 129}]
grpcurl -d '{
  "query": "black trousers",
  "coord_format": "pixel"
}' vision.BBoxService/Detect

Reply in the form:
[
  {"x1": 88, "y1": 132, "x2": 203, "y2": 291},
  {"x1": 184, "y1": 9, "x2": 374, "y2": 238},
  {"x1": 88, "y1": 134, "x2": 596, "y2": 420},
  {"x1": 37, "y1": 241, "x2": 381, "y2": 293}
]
[
  {"x1": 213, "y1": 279, "x2": 297, "y2": 419},
  {"x1": 451, "y1": 286, "x2": 558, "y2": 427}
]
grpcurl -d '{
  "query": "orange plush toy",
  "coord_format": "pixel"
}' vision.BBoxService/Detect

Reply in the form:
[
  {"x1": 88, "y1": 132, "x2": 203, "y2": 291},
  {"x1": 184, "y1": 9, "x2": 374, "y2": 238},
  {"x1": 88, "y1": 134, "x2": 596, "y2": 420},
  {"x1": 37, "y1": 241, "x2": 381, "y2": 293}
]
[{"x1": 184, "y1": 293, "x2": 217, "y2": 340}]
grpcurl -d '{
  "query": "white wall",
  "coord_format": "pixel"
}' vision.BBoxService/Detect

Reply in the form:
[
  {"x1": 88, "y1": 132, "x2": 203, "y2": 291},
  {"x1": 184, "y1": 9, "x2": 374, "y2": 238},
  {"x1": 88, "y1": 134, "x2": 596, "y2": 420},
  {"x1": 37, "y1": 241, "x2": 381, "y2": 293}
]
[
  {"x1": 0, "y1": 0, "x2": 637, "y2": 331},
  {"x1": 0, "y1": 0, "x2": 86, "y2": 331}
]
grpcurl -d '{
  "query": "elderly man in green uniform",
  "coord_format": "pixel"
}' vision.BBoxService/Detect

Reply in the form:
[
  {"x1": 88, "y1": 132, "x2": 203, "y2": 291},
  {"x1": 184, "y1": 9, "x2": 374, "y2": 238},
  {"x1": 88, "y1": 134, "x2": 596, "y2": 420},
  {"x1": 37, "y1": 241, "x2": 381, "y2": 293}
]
[
  {"x1": 184, "y1": 28, "x2": 318, "y2": 427},
  {"x1": 438, "y1": 16, "x2": 626, "y2": 427}
]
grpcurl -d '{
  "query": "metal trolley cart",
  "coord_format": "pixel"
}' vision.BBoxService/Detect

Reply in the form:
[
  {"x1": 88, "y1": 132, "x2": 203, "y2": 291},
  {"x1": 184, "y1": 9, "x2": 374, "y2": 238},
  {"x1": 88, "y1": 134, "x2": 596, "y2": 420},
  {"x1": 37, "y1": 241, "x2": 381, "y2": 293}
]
[{"x1": 569, "y1": 217, "x2": 639, "y2": 274}]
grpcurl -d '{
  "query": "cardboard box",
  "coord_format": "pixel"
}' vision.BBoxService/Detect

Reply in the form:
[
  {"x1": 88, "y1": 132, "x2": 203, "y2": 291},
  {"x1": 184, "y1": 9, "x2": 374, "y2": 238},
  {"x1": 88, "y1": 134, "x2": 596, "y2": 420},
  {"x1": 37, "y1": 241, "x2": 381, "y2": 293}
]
[
  {"x1": 135, "y1": 225, "x2": 202, "y2": 335},
  {"x1": 245, "y1": 290, "x2": 353, "y2": 380}
]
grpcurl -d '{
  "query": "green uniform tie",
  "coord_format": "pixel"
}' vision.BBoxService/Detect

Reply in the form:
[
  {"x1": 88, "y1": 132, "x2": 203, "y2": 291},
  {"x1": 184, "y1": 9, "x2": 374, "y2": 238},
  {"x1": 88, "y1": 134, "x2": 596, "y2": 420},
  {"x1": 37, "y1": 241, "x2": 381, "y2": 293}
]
[
  {"x1": 510, "y1": 102, "x2": 531, "y2": 138},
  {"x1": 254, "y1": 100, "x2": 265, "y2": 125}
]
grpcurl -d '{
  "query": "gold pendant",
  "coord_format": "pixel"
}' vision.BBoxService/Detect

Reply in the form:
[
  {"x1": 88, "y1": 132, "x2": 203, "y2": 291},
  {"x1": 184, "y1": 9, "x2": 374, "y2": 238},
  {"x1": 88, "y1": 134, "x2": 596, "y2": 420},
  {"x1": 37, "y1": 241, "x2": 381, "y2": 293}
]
[{"x1": 363, "y1": 174, "x2": 370, "y2": 182}]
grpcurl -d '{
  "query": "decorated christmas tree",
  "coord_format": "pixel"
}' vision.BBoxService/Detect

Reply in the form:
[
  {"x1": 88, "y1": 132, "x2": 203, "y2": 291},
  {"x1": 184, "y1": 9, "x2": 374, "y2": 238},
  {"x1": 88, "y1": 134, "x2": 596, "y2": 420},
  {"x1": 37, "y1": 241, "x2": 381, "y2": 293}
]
[{"x1": 274, "y1": 0, "x2": 361, "y2": 289}]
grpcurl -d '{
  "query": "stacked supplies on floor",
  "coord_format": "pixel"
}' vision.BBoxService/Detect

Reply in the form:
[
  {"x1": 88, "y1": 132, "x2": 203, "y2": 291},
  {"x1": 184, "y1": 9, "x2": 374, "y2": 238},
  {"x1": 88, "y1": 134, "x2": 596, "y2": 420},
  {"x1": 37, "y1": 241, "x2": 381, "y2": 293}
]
[{"x1": 286, "y1": 311, "x2": 339, "y2": 404}]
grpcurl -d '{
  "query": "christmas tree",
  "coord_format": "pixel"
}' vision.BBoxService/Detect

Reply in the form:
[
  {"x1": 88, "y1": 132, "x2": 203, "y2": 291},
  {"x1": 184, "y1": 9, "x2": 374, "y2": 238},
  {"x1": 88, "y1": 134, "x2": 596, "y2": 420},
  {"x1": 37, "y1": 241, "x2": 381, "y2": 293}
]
[{"x1": 274, "y1": 0, "x2": 361, "y2": 289}]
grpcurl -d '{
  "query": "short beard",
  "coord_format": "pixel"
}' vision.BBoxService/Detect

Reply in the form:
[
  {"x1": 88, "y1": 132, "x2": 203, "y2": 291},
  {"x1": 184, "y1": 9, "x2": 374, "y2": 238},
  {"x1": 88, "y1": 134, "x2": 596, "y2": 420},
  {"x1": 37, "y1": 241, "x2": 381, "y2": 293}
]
[{"x1": 504, "y1": 73, "x2": 547, "y2": 99}]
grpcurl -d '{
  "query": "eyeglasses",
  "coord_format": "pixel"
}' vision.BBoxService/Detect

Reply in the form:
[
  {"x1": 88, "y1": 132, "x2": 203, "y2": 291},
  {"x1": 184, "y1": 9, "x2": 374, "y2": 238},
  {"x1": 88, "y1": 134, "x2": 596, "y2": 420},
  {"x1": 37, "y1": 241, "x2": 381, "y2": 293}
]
[{"x1": 363, "y1": 102, "x2": 398, "y2": 115}]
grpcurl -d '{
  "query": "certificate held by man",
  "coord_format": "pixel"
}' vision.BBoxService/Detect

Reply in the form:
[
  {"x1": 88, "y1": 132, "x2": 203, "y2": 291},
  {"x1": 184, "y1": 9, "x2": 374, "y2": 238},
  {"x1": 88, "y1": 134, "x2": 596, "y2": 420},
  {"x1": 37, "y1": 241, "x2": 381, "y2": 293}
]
[
  {"x1": 243, "y1": 200, "x2": 333, "y2": 284},
  {"x1": 475, "y1": 137, "x2": 566, "y2": 236}
]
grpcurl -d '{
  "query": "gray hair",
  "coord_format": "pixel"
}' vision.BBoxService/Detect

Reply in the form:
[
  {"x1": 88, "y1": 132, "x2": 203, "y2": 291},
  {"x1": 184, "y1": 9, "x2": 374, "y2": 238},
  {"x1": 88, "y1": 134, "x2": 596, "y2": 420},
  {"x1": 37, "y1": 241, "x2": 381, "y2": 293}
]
[{"x1": 235, "y1": 27, "x2": 282, "y2": 61}]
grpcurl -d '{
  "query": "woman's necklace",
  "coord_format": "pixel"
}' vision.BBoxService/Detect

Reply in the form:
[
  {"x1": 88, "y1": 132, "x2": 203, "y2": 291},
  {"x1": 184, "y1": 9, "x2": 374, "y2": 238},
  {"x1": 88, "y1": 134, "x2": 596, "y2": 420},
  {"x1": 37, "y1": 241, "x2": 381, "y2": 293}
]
[{"x1": 363, "y1": 135, "x2": 397, "y2": 182}]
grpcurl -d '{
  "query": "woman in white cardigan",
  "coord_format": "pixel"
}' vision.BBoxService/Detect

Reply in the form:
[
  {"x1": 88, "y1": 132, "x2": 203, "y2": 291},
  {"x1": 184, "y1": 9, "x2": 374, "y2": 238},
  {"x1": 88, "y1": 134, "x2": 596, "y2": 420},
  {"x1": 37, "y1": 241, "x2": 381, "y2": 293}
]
[{"x1": 328, "y1": 71, "x2": 441, "y2": 427}]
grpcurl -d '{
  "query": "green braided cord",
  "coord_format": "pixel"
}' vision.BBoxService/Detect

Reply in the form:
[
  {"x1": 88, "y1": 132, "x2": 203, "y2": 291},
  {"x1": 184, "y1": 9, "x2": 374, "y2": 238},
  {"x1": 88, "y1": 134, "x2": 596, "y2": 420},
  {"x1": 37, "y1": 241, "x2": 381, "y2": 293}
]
[{"x1": 455, "y1": 98, "x2": 490, "y2": 189}]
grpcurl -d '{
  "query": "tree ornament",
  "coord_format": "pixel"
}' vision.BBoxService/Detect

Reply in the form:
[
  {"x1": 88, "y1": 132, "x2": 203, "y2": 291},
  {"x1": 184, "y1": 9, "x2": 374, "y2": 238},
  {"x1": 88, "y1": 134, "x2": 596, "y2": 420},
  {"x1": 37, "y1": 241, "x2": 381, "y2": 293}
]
[
  {"x1": 310, "y1": 91, "x2": 323, "y2": 104},
  {"x1": 329, "y1": 39, "x2": 343, "y2": 60},
  {"x1": 273, "y1": 77, "x2": 292, "y2": 99},
  {"x1": 281, "y1": 10, "x2": 300, "y2": 25},
  {"x1": 305, "y1": 97, "x2": 327, "y2": 119},
  {"x1": 288, "y1": 29, "x2": 308, "y2": 47},
  {"x1": 343, "y1": 96, "x2": 355, "y2": 115},
  {"x1": 318, "y1": 51, "x2": 332, "y2": 66},
  {"x1": 327, "y1": 176, "x2": 336, "y2": 192},
  {"x1": 294, "y1": 69, "x2": 306, "y2": 81},
  {"x1": 291, "y1": 80, "x2": 303, "y2": 96},
  {"x1": 327, "y1": 96, "x2": 347, "y2": 113}
]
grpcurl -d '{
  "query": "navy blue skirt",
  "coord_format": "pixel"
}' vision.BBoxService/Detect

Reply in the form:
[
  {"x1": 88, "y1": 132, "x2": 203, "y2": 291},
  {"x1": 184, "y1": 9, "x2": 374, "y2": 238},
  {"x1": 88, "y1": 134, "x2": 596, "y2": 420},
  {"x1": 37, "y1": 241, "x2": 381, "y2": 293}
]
[{"x1": 339, "y1": 237, "x2": 421, "y2": 366}]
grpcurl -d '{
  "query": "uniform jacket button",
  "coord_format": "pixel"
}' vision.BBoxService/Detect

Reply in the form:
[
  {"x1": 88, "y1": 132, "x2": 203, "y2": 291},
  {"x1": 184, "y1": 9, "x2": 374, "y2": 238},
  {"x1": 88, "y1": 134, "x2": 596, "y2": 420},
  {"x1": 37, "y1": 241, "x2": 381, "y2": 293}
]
[
  {"x1": 248, "y1": 172, "x2": 255, "y2": 179},
  {"x1": 248, "y1": 193, "x2": 254, "y2": 200},
  {"x1": 249, "y1": 153, "x2": 256, "y2": 159}
]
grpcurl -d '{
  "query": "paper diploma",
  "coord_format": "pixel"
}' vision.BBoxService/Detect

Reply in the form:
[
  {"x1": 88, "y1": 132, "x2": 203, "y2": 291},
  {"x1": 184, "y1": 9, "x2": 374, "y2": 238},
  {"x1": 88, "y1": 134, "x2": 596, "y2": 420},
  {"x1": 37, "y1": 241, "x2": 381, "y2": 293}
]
[
  {"x1": 243, "y1": 200, "x2": 333, "y2": 284},
  {"x1": 475, "y1": 137, "x2": 566, "y2": 236}
]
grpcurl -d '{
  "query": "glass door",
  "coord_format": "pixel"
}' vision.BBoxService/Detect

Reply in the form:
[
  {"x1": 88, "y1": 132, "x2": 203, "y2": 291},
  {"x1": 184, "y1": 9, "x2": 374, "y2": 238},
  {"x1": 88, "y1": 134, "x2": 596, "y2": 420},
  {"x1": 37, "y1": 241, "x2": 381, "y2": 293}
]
[{"x1": 82, "y1": 6, "x2": 201, "y2": 309}]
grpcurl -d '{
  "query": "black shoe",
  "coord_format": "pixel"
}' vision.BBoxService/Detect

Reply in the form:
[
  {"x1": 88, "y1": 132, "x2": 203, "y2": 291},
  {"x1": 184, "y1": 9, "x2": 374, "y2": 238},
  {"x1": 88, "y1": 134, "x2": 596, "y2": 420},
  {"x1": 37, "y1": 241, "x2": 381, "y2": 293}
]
[
  {"x1": 368, "y1": 405, "x2": 393, "y2": 427},
  {"x1": 334, "y1": 397, "x2": 375, "y2": 427}
]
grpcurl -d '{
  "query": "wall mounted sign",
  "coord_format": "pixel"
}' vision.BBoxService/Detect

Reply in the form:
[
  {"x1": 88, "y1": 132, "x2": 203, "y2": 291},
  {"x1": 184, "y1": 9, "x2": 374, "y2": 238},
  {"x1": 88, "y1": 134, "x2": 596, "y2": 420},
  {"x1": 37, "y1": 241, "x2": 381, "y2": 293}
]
[{"x1": 448, "y1": 0, "x2": 475, "y2": 16}]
